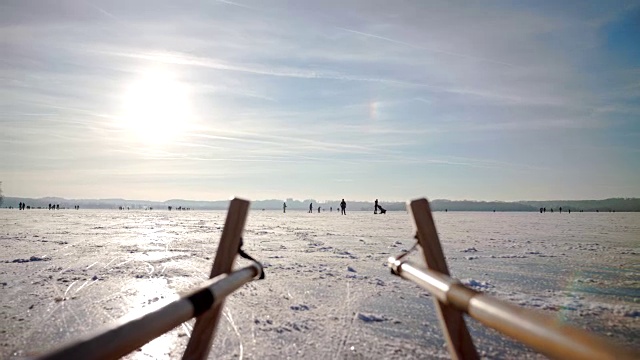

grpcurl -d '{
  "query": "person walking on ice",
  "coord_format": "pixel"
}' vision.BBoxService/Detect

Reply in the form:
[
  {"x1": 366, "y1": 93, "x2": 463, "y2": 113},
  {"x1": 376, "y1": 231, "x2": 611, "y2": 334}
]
[
  {"x1": 283, "y1": 202, "x2": 287, "y2": 213},
  {"x1": 340, "y1": 199, "x2": 346, "y2": 215},
  {"x1": 309, "y1": 203, "x2": 313, "y2": 213}
]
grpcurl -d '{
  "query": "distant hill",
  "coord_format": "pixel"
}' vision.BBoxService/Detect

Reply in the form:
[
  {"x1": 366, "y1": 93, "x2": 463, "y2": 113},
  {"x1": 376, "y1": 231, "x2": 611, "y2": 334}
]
[
  {"x1": 2, "y1": 197, "x2": 639, "y2": 212},
  {"x1": 430, "y1": 200, "x2": 536, "y2": 212},
  {"x1": 519, "y1": 198, "x2": 640, "y2": 212}
]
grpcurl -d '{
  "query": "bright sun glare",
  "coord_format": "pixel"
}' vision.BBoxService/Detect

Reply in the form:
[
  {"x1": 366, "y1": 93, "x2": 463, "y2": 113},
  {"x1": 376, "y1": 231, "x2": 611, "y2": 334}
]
[{"x1": 120, "y1": 68, "x2": 192, "y2": 144}]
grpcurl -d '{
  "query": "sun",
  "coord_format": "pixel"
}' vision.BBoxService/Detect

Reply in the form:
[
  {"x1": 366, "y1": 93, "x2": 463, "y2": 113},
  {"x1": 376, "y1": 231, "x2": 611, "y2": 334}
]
[{"x1": 119, "y1": 69, "x2": 193, "y2": 144}]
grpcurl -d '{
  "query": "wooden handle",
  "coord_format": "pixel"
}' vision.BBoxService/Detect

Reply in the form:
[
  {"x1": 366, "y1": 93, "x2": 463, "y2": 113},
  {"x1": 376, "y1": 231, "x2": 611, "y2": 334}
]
[
  {"x1": 409, "y1": 198, "x2": 479, "y2": 360},
  {"x1": 183, "y1": 198, "x2": 250, "y2": 360}
]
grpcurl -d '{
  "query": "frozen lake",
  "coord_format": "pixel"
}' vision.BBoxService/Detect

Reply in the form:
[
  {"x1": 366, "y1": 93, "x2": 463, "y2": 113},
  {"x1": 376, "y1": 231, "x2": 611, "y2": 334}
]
[{"x1": 1, "y1": 208, "x2": 638, "y2": 359}]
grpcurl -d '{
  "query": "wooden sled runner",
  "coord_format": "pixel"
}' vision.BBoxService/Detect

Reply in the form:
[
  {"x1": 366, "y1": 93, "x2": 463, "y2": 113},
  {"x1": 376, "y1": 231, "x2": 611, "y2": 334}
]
[
  {"x1": 389, "y1": 198, "x2": 637, "y2": 360},
  {"x1": 37, "y1": 198, "x2": 262, "y2": 360}
]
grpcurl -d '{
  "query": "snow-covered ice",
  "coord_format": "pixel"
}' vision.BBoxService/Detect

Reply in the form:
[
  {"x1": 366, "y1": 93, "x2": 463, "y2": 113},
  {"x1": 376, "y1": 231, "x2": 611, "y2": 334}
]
[{"x1": 0, "y1": 209, "x2": 638, "y2": 359}]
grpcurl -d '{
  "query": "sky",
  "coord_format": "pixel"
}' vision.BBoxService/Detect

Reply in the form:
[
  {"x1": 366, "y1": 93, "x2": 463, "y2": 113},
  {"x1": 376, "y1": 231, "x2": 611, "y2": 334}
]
[{"x1": 1, "y1": 0, "x2": 639, "y2": 202}]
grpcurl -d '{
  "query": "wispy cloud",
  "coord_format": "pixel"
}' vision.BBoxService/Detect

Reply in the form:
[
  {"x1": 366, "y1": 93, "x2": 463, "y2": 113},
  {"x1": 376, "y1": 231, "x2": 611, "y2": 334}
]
[
  {"x1": 339, "y1": 27, "x2": 517, "y2": 67},
  {"x1": 215, "y1": 0, "x2": 257, "y2": 11},
  {"x1": 88, "y1": 3, "x2": 119, "y2": 21},
  {"x1": 98, "y1": 49, "x2": 447, "y2": 89}
]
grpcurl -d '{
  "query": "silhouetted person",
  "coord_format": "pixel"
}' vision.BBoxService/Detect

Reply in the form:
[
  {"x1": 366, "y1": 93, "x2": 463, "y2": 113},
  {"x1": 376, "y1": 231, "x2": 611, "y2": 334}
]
[
  {"x1": 550, "y1": 208, "x2": 553, "y2": 213},
  {"x1": 283, "y1": 202, "x2": 287, "y2": 213},
  {"x1": 318, "y1": 206, "x2": 321, "y2": 213},
  {"x1": 374, "y1": 199, "x2": 379, "y2": 214},
  {"x1": 543, "y1": 207, "x2": 547, "y2": 213},
  {"x1": 48, "y1": 204, "x2": 51, "y2": 210},
  {"x1": 568, "y1": 209, "x2": 570, "y2": 214},
  {"x1": 330, "y1": 207, "x2": 332, "y2": 212},
  {"x1": 309, "y1": 203, "x2": 313, "y2": 213},
  {"x1": 56, "y1": 204, "x2": 59, "y2": 210},
  {"x1": 445, "y1": 209, "x2": 448, "y2": 212},
  {"x1": 559, "y1": 207, "x2": 562, "y2": 214},
  {"x1": 340, "y1": 199, "x2": 346, "y2": 215},
  {"x1": 539, "y1": 207, "x2": 543, "y2": 213}
]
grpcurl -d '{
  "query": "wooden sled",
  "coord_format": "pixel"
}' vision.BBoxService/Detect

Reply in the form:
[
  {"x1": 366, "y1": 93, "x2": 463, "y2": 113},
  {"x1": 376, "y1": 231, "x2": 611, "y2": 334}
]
[
  {"x1": 38, "y1": 198, "x2": 262, "y2": 360},
  {"x1": 388, "y1": 198, "x2": 637, "y2": 360}
]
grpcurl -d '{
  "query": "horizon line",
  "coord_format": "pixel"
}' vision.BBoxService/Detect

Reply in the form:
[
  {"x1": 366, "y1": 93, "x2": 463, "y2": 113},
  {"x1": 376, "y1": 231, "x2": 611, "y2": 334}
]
[{"x1": 3, "y1": 195, "x2": 639, "y2": 203}]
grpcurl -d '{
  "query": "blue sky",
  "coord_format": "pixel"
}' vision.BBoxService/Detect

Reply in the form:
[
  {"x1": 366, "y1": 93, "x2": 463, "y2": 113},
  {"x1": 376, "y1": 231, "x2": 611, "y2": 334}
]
[{"x1": 1, "y1": 0, "x2": 639, "y2": 202}]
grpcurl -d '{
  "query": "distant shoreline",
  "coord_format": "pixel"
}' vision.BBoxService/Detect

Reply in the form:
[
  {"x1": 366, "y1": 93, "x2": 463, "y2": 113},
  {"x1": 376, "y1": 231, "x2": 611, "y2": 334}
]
[{"x1": 2, "y1": 196, "x2": 639, "y2": 212}]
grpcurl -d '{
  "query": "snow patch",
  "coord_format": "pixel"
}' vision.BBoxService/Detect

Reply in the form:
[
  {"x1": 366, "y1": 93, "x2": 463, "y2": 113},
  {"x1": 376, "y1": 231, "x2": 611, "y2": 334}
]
[
  {"x1": 9, "y1": 255, "x2": 51, "y2": 263},
  {"x1": 462, "y1": 279, "x2": 493, "y2": 290}
]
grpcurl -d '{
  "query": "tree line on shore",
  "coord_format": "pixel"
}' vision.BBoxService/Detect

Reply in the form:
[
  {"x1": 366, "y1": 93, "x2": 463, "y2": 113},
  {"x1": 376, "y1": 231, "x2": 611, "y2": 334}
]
[{"x1": 2, "y1": 196, "x2": 639, "y2": 212}]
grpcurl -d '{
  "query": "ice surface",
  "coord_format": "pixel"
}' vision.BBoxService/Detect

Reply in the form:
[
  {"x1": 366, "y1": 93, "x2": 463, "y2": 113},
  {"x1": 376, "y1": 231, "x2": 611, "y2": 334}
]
[{"x1": 0, "y1": 209, "x2": 638, "y2": 359}]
